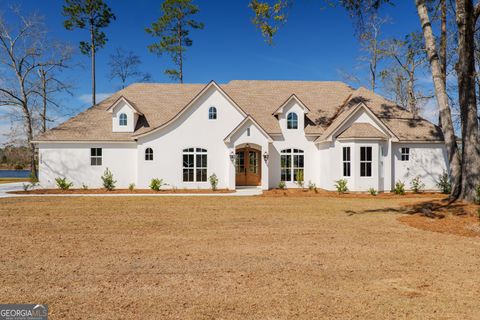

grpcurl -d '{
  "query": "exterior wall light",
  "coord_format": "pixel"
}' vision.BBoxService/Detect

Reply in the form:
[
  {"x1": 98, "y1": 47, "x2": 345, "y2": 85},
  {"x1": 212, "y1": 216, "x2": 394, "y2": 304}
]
[{"x1": 263, "y1": 152, "x2": 269, "y2": 163}]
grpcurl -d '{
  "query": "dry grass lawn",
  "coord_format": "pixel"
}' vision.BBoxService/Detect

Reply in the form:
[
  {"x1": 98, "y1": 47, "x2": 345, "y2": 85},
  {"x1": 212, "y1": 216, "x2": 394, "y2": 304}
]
[{"x1": 0, "y1": 195, "x2": 479, "y2": 319}]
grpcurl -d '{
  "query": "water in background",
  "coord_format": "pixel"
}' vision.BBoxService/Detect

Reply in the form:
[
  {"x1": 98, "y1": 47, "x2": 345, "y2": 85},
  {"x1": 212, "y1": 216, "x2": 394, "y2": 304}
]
[{"x1": 0, "y1": 170, "x2": 30, "y2": 178}]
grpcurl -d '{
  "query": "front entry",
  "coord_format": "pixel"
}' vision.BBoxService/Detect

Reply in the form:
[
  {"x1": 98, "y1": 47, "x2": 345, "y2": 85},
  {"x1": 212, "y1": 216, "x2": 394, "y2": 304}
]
[{"x1": 235, "y1": 147, "x2": 261, "y2": 186}]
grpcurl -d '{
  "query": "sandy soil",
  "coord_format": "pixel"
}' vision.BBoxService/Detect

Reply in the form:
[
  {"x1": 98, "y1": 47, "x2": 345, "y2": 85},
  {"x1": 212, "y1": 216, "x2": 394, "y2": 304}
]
[{"x1": 0, "y1": 196, "x2": 479, "y2": 319}]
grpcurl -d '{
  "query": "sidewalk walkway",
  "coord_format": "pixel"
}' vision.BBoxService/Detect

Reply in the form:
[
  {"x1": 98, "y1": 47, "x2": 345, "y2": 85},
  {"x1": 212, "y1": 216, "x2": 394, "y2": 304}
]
[{"x1": 0, "y1": 183, "x2": 263, "y2": 198}]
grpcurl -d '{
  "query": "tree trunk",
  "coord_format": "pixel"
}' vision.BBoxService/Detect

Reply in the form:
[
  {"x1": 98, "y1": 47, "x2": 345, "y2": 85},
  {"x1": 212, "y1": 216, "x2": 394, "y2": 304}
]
[
  {"x1": 456, "y1": 0, "x2": 480, "y2": 202},
  {"x1": 438, "y1": 0, "x2": 447, "y2": 127},
  {"x1": 407, "y1": 71, "x2": 417, "y2": 117},
  {"x1": 40, "y1": 69, "x2": 47, "y2": 133},
  {"x1": 91, "y1": 23, "x2": 96, "y2": 105},
  {"x1": 415, "y1": 0, "x2": 462, "y2": 199},
  {"x1": 21, "y1": 101, "x2": 37, "y2": 181}
]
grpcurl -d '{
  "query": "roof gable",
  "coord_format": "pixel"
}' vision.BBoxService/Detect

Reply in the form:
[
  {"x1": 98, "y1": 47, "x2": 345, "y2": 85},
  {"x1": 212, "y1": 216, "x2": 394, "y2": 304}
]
[
  {"x1": 224, "y1": 115, "x2": 273, "y2": 143},
  {"x1": 316, "y1": 102, "x2": 398, "y2": 143},
  {"x1": 106, "y1": 96, "x2": 143, "y2": 116},
  {"x1": 272, "y1": 94, "x2": 311, "y2": 115}
]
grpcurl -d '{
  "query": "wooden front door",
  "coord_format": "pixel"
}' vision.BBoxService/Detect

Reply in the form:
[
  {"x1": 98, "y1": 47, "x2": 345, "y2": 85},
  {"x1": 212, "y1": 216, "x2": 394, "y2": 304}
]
[{"x1": 235, "y1": 147, "x2": 261, "y2": 186}]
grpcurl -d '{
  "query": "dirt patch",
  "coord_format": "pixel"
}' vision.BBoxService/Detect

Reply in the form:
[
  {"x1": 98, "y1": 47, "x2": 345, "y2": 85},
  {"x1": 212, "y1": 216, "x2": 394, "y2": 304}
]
[{"x1": 9, "y1": 188, "x2": 233, "y2": 195}]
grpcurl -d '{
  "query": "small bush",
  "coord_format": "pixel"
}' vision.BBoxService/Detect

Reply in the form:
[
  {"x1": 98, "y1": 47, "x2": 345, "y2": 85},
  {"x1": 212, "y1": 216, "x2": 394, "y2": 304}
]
[
  {"x1": 335, "y1": 179, "x2": 348, "y2": 193},
  {"x1": 410, "y1": 176, "x2": 425, "y2": 194},
  {"x1": 308, "y1": 180, "x2": 317, "y2": 193},
  {"x1": 14, "y1": 163, "x2": 24, "y2": 170},
  {"x1": 209, "y1": 173, "x2": 219, "y2": 191},
  {"x1": 55, "y1": 177, "x2": 73, "y2": 190},
  {"x1": 101, "y1": 168, "x2": 116, "y2": 191},
  {"x1": 22, "y1": 183, "x2": 31, "y2": 191},
  {"x1": 296, "y1": 170, "x2": 304, "y2": 188},
  {"x1": 437, "y1": 171, "x2": 451, "y2": 194},
  {"x1": 128, "y1": 183, "x2": 135, "y2": 192},
  {"x1": 368, "y1": 187, "x2": 377, "y2": 196},
  {"x1": 278, "y1": 181, "x2": 286, "y2": 190},
  {"x1": 149, "y1": 178, "x2": 164, "y2": 191},
  {"x1": 81, "y1": 183, "x2": 88, "y2": 190},
  {"x1": 393, "y1": 181, "x2": 405, "y2": 195}
]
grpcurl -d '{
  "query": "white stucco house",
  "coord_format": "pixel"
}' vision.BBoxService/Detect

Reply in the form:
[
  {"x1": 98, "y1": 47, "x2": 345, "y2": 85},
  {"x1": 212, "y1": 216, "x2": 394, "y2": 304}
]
[{"x1": 33, "y1": 80, "x2": 448, "y2": 191}]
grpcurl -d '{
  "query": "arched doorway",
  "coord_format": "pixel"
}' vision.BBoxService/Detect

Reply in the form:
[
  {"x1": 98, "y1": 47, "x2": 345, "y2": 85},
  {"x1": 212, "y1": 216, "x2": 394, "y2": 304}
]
[{"x1": 235, "y1": 145, "x2": 261, "y2": 186}]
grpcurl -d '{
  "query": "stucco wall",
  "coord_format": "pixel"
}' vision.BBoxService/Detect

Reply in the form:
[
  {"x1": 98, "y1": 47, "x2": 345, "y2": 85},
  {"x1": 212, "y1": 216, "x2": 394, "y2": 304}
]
[
  {"x1": 39, "y1": 143, "x2": 137, "y2": 188},
  {"x1": 393, "y1": 143, "x2": 447, "y2": 190},
  {"x1": 136, "y1": 86, "x2": 245, "y2": 189}
]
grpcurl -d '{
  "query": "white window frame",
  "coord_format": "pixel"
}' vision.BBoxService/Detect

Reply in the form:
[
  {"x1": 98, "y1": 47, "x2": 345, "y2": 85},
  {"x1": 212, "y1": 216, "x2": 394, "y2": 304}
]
[
  {"x1": 342, "y1": 146, "x2": 351, "y2": 177},
  {"x1": 145, "y1": 147, "x2": 153, "y2": 161},
  {"x1": 91, "y1": 148, "x2": 102, "y2": 166},
  {"x1": 400, "y1": 147, "x2": 410, "y2": 161},
  {"x1": 287, "y1": 112, "x2": 298, "y2": 129},
  {"x1": 280, "y1": 148, "x2": 304, "y2": 182},
  {"x1": 360, "y1": 146, "x2": 372, "y2": 177},
  {"x1": 208, "y1": 107, "x2": 217, "y2": 120},
  {"x1": 119, "y1": 113, "x2": 127, "y2": 126},
  {"x1": 183, "y1": 148, "x2": 207, "y2": 182}
]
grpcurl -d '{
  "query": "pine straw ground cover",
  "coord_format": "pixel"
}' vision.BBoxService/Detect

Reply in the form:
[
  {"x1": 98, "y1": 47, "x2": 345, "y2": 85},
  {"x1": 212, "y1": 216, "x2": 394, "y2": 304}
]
[{"x1": 0, "y1": 196, "x2": 479, "y2": 319}]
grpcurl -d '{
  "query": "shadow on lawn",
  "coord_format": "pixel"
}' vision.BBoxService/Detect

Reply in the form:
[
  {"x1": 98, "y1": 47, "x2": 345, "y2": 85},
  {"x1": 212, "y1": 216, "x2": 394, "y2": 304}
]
[{"x1": 345, "y1": 197, "x2": 468, "y2": 219}]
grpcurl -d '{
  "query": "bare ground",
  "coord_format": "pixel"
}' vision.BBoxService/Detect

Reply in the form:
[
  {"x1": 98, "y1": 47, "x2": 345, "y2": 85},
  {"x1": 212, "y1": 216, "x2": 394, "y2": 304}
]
[{"x1": 0, "y1": 196, "x2": 479, "y2": 319}]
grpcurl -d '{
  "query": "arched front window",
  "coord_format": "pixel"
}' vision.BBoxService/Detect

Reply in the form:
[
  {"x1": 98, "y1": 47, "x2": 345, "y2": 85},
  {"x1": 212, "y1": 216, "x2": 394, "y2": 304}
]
[
  {"x1": 280, "y1": 149, "x2": 304, "y2": 182},
  {"x1": 183, "y1": 148, "x2": 207, "y2": 182},
  {"x1": 208, "y1": 106, "x2": 217, "y2": 120},
  {"x1": 119, "y1": 113, "x2": 127, "y2": 126},
  {"x1": 145, "y1": 148, "x2": 153, "y2": 161},
  {"x1": 287, "y1": 112, "x2": 298, "y2": 129}
]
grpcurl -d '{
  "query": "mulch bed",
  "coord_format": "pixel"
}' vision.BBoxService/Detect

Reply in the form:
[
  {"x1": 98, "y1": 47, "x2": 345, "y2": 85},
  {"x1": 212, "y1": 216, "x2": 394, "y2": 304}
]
[
  {"x1": 262, "y1": 188, "x2": 446, "y2": 199},
  {"x1": 399, "y1": 197, "x2": 480, "y2": 238},
  {"x1": 9, "y1": 188, "x2": 234, "y2": 195}
]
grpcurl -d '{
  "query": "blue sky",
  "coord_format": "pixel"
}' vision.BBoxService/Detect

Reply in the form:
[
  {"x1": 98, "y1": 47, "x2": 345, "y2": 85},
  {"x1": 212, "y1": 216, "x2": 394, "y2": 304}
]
[{"x1": 0, "y1": 0, "x2": 432, "y2": 142}]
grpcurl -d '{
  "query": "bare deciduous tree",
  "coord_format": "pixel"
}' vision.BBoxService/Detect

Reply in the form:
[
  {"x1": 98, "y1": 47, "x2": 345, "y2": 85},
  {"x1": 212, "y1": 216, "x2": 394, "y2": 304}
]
[{"x1": 108, "y1": 47, "x2": 151, "y2": 89}]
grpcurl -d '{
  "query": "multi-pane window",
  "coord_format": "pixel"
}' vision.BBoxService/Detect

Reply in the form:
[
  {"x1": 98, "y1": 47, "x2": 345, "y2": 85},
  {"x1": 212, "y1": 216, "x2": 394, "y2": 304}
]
[
  {"x1": 119, "y1": 113, "x2": 127, "y2": 126},
  {"x1": 183, "y1": 148, "x2": 207, "y2": 182},
  {"x1": 91, "y1": 148, "x2": 102, "y2": 166},
  {"x1": 208, "y1": 107, "x2": 217, "y2": 120},
  {"x1": 287, "y1": 112, "x2": 298, "y2": 129},
  {"x1": 360, "y1": 146, "x2": 372, "y2": 177},
  {"x1": 343, "y1": 147, "x2": 351, "y2": 177},
  {"x1": 280, "y1": 149, "x2": 304, "y2": 182},
  {"x1": 400, "y1": 147, "x2": 410, "y2": 161},
  {"x1": 145, "y1": 148, "x2": 153, "y2": 161}
]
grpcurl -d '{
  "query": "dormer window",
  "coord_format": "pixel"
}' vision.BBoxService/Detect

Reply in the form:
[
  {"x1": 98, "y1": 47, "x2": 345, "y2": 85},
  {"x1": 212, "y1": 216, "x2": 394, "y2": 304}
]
[
  {"x1": 119, "y1": 113, "x2": 127, "y2": 126},
  {"x1": 287, "y1": 112, "x2": 298, "y2": 129},
  {"x1": 208, "y1": 107, "x2": 217, "y2": 120}
]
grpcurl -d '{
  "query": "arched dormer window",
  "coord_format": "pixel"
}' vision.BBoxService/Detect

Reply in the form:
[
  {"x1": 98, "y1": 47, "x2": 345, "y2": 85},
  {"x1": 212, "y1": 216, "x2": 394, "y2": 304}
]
[
  {"x1": 145, "y1": 148, "x2": 153, "y2": 161},
  {"x1": 287, "y1": 112, "x2": 298, "y2": 129},
  {"x1": 208, "y1": 106, "x2": 217, "y2": 120},
  {"x1": 119, "y1": 113, "x2": 127, "y2": 126}
]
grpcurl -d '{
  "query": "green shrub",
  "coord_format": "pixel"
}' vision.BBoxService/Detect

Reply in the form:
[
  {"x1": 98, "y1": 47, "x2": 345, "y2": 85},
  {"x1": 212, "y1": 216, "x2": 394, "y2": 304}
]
[
  {"x1": 22, "y1": 183, "x2": 31, "y2": 191},
  {"x1": 368, "y1": 187, "x2": 377, "y2": 196},
  {"x1": 278, "y1": 181, "x2": 286, "y2": 190},
  {"x1": 393, "y1": 181, "x2": 406, "y2": 195},
  {"x1": 128, "y1": 183, "x2": 135, "y2": 192},
  {"x1": 209, "y1": 173, "x2": 219, "y2": 191},
  {"x1": 296, "y1": 170, "x2": 304, "y2": 188},
  {"x1": 149, "y1": 178, "x2": 164, "y2": 191},
  {"x1": 101, "y1": 168, "x2": 116, "y2": 191},
  {"x1": 308, "y1": 180, "x2": 317, "y2": 192},
  {"x1": 410, "y1": 176, "x2": 425, "y2": 193},
  {"x1": 335, "y1": 179, "x2": 348, "y2": 193},
  {"x1": 81, "y1": 183, "x2": 88, "y2": 190},
  {"x1": 436, "y1": 171, "x2": 451, "y2": 194},
  {"x1": 55, "y1": 177, "x2": 73, "y2": 190}
]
